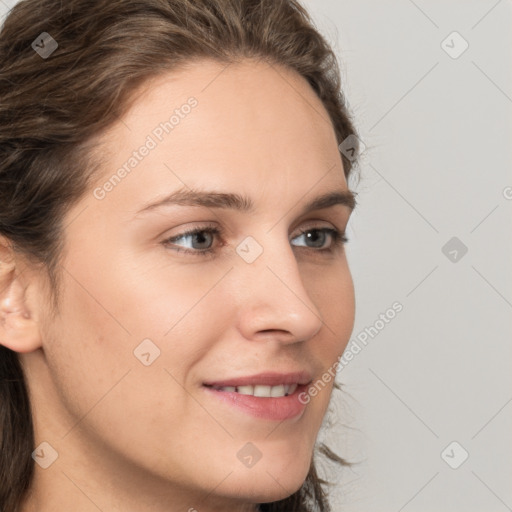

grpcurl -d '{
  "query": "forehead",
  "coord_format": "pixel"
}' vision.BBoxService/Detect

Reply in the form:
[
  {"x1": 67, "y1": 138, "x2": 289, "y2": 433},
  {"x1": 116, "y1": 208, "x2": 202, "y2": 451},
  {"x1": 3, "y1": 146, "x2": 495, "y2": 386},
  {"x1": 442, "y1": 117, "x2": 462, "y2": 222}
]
[{"x1": 88, "y1": 58, "x2": 347, "y2": 210}]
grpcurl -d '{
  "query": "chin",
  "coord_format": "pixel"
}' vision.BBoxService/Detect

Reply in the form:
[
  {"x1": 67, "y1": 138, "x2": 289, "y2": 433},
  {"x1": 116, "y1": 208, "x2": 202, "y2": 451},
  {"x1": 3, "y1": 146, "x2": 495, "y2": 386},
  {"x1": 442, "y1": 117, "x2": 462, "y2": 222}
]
[{"x1": 222, "y1": 455, "x2": 311, "y2": 504}]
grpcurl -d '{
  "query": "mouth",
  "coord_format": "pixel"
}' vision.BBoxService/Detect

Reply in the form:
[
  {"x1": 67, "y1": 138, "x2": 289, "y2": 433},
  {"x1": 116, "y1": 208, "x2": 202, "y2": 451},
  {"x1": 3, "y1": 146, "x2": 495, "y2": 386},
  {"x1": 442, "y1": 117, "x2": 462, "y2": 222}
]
[
  {"x1": 201, "y1": 372, "x2": 312, "y2": 421},
  {"x1": 203, "y1": 383, "x2": 299, "y2": 397}
]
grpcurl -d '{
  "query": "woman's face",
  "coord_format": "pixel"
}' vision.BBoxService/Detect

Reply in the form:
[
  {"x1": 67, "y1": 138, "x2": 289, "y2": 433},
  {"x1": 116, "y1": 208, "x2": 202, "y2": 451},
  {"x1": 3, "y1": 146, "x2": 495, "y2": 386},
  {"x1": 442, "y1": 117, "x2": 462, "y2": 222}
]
[{"x1": 25, "y1": 58, "x2": 355, "y2": 510}]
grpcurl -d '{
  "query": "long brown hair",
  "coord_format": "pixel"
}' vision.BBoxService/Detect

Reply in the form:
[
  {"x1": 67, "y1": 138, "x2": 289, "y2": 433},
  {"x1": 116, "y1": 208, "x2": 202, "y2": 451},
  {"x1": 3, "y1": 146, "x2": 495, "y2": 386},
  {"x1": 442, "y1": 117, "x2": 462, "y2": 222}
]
[{"x1": 0, "y1": 0, "x2": 359, "y2": 510}]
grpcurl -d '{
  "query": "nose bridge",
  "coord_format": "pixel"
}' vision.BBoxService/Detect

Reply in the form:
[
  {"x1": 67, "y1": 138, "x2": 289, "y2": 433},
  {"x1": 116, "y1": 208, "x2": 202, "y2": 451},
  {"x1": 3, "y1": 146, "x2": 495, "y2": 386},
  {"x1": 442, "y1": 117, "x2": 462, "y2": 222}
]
[{"x1": 234, "y1": 232, "x2": 324, "y2": 342}]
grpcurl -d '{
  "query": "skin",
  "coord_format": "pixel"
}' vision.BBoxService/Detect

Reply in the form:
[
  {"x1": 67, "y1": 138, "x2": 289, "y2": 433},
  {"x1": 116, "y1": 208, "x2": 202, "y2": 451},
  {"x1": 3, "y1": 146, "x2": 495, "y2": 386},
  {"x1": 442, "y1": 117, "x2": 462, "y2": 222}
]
[{"x1": 0, "y1": 58, "x2": 355, "y2": 512}]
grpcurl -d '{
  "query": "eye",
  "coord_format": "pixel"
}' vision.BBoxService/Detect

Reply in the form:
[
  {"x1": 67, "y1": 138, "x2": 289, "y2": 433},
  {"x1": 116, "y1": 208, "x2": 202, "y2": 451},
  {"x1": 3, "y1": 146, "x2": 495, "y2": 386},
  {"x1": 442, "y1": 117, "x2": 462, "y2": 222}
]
[
  {"x1": 162, "y1": 226, "x2": 220, "y2": 256},
  {"x1": 291, "y1": 227, "x2": 347, "y2": 251},
  {"x1": 161, "y1": 225, "x2": 348, "y2": 257}
]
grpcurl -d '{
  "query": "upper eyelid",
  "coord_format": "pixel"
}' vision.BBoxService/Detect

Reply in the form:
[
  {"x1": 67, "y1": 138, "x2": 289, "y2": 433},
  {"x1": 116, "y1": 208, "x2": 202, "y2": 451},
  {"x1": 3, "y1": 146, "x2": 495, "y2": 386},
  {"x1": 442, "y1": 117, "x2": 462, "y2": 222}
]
[
  {"x1": 168, "y1": 216, "x2": 344, "y2": 235},
  {"x1": 167, "y1": 222, "x2": 341, "y2": 241}
]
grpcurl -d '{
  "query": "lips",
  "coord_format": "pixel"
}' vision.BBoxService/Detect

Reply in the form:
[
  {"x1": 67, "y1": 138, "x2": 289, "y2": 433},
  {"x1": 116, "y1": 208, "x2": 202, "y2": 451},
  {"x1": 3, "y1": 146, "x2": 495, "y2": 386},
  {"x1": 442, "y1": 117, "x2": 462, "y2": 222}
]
[{"x1": 202, "y1": 371, "x2": 312, "y2": 421}]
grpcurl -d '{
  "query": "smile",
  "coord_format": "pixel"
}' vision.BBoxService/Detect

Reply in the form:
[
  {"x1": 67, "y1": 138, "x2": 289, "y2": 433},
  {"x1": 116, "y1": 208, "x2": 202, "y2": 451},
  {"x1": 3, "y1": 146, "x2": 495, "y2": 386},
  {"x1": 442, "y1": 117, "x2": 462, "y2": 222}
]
[{"x1": 201, "y1": 372, "x2": 312, "y2": 421}]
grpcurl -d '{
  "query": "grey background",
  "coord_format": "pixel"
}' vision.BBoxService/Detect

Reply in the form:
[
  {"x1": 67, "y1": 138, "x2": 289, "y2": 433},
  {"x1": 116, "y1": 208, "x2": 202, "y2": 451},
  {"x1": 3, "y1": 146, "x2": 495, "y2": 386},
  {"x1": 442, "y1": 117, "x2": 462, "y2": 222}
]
[{"x1": 2, "y1": 1, "x2": 511, "y2": 511}]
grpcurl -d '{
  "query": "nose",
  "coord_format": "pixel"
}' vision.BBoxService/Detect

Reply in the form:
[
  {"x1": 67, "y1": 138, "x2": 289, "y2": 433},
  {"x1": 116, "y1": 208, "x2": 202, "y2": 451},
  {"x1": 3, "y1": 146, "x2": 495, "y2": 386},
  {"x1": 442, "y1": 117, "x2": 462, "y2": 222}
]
[{"x1": 234, "y1": 235, "x2": 324, "y2": 345}]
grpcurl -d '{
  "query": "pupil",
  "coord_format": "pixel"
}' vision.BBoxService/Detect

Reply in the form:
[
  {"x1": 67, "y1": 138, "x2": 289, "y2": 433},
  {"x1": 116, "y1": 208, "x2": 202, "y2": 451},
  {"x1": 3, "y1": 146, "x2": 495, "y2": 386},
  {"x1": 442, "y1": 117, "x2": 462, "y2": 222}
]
[
  {"x1": 194, "y1": 232, "x2": 212, "y2": 249},
  {"x1": 307, "y1": 230, "x2": 325, "y2": 247}
]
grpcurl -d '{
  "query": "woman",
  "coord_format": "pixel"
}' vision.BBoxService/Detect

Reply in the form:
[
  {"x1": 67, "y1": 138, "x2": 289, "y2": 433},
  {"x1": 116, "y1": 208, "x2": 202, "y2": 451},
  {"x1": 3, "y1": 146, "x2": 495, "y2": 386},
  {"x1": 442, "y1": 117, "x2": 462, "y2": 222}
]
[{"x1": 0, "y1": 0, "x2": 360, "y2": 510}]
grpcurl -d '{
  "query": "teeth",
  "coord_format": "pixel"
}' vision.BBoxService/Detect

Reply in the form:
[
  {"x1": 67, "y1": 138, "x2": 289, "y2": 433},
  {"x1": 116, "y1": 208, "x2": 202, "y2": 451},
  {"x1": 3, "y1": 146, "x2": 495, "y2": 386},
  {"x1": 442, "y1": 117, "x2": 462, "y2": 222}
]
[
  {"x1": 254, "y1": 385, "x2": 271, "y2": 397},
  {"x1": 237, "y1": 385, "x2": 254, "y2": 395},
  {"x1": 270, "y1": 385, "x2": 286, "y2": 397},
  {"x1": 215, "y1": 383, "x2": 298, "y2": 397},
  {"x1": 287, "y1": 383, "x2": 298, "y2": 395}
]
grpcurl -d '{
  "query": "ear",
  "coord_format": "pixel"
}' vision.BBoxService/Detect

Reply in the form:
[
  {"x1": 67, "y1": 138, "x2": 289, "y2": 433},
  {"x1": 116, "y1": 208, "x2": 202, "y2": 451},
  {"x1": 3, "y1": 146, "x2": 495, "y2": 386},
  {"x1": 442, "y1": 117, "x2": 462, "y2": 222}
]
[{"x1": 0, "y1": 236, "x2": 42, "y2": 353}]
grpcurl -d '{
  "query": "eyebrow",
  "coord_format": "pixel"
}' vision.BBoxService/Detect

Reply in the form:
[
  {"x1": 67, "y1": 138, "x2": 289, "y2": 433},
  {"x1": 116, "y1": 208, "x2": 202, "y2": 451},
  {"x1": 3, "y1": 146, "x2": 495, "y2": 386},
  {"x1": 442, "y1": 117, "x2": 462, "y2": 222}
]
[{"x1": 135, "y1": 187, "x2": 357, "y2": 216}]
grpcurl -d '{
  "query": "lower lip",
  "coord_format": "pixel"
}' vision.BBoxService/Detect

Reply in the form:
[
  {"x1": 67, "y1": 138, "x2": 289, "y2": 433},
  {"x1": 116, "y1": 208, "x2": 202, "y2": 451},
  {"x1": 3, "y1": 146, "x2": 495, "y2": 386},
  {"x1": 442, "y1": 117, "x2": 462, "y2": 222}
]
[{"x1": 202, "y1": 384, "x2": 309, "y2": 421}]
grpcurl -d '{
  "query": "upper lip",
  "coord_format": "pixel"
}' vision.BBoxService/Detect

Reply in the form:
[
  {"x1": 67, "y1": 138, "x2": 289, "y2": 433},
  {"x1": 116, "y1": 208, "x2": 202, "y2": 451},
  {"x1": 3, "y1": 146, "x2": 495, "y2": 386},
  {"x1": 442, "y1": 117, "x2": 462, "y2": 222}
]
[{"x1": 203, "y1": 371, "x2": 312, "y2": 388}]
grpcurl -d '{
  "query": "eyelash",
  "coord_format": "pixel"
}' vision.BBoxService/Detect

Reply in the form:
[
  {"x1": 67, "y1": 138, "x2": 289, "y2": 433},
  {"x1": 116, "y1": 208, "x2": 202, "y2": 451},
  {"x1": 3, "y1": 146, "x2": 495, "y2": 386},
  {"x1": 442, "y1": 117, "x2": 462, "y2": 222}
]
[{"x1": 162, "y1": 225, "x2": 348, "y2": 257}]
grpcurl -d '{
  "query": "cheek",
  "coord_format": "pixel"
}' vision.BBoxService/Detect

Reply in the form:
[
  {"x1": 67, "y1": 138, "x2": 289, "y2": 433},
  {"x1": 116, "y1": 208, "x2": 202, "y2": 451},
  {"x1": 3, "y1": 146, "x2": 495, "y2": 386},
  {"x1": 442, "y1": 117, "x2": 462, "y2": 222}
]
[
  {"x1": 110, "y1": 254, "x2": 231, "y2": 339},
  {"x1": 299, "y1": 262, "x2": 355, "y2": 422},
  {"x1": 332, "y1": 272, "x2": 355, "y2": 354},
  {"x1": 41, "y1": 272, "x2": 136, "y2": 428},
  {"x1": 306, "y1": 259, "x2": 355, "y2": 353},
  {"x1": 44, "y1": 263, "x2": 223, "y2": 406},
  {"x1": 41, "y1": 267, "x2": 225, "y2": 477}
]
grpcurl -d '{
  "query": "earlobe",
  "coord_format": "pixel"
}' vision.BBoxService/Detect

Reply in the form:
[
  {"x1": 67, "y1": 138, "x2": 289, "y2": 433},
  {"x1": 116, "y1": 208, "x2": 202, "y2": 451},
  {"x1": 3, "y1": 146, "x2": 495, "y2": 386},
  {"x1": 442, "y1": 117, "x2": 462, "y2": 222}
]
[{"x1": 0, "y1": 239, "x2": 42, "y2": 353}]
